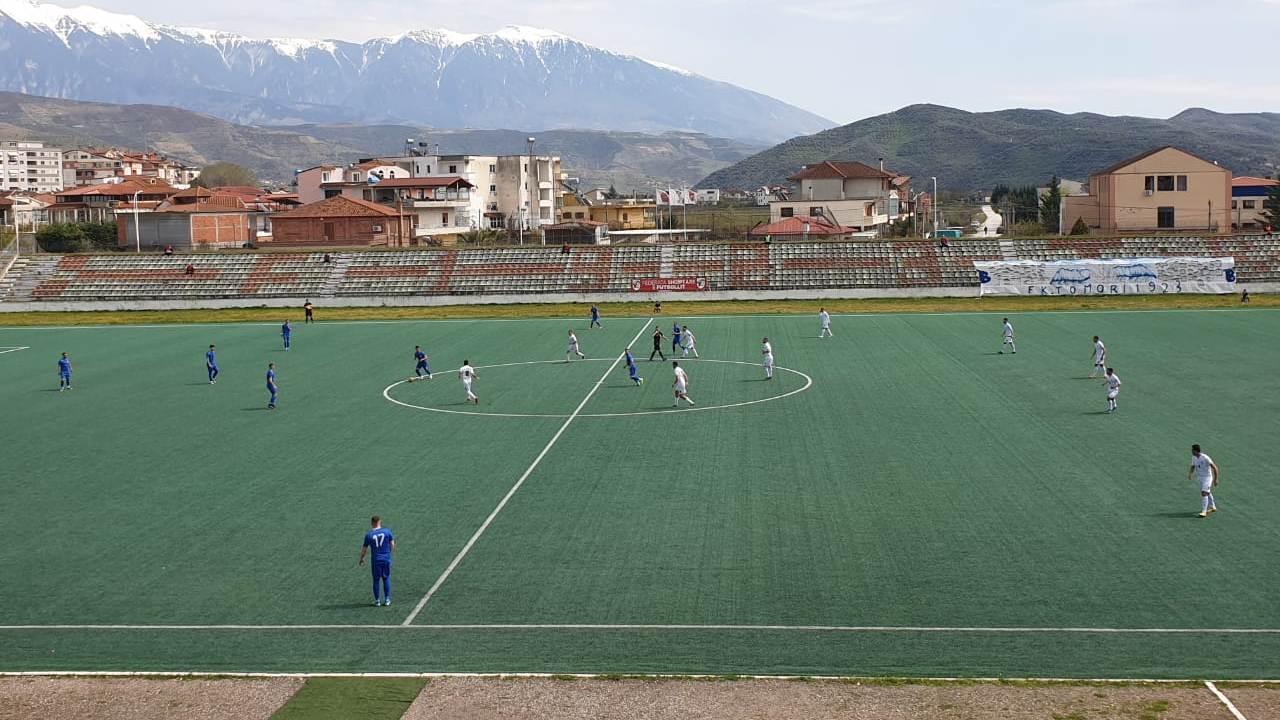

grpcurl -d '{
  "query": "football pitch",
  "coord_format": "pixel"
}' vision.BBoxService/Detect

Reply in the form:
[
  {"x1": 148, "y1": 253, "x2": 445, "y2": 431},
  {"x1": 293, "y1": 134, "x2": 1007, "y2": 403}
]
[{"x1": 1, "y1": 308, "x2": 1278, "y2": 679}]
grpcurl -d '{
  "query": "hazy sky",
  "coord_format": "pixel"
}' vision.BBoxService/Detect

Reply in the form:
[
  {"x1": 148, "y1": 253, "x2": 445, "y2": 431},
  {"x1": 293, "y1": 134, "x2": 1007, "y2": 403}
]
[{"x1": 85, "y1": 0, "x2": 1280, "y2": 124}]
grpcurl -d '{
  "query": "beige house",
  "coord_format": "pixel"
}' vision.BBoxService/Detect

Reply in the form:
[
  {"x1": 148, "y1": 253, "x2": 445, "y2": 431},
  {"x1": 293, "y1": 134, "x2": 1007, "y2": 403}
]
[
  {"x1": 1231, "y1": 176, "x2": 1278, "y2": 231},
  {"x1": 772, "y1": 161, "x2": 906, "y2": 232},
  {"x1": 1061, "y1": 147, "x2": 1231, "y2": 234}
]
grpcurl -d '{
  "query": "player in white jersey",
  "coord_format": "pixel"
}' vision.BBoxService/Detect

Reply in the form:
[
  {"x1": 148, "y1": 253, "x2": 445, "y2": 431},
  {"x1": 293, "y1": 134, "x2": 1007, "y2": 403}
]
[
  {"x1": 999, "y1": 318, "x2": 1016, "y2": 354},
  {"x1": 1089, "y1": 336, "x2": 1107, "y2": 378},
  {"x1": 680, "y1": 325, "x2": 700, "y2": 358},
  {"x1": 671, "y1": 361, "x2": 694, "y2": 406},
  {"x1": 819, "y1": 308, "x2": 833, "y2": 338},
  {"x1": 565, "y1": 330, "x2": 586, "y2": 362},
  {"x1": 1104, "y1": 367, "x2": 1121, "y2": 413},
  {"x1": 1188, "y1": 444, "x2": 1220, "y2": 518},
  {"x1": 761, "y1": 337, "x2": 774, "y2": 380},
  {"x1": 458, "y1": 360, "x2": 478, "y2": 404}
]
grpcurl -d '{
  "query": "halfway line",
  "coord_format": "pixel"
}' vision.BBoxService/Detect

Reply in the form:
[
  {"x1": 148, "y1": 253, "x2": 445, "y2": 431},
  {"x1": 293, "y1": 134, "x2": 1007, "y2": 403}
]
[{"x1": 399, "y1": 317, "x2": 656, "y2": 625}]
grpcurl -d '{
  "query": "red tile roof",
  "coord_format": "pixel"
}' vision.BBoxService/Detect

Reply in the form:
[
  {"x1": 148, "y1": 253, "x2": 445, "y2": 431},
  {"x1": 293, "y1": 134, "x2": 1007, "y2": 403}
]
[
  {"x1": 789, "y1": 161, "x2": 893, "y2": 182},
  {"x1": 56, "y1": 179, "x2": 178, "y2": 198},
  {"x1": 544, "y1": 220, "x2": 607, "y2": 229},
  {"x1": 748, "y1": 215, "x2": 851, "y2": 237},
  {"x1": 1232, "y1": 176, "x2": 1279, "y2": 187},
  {"x1": 271, "y1": 195, "x2": 405, "y2": 220}
]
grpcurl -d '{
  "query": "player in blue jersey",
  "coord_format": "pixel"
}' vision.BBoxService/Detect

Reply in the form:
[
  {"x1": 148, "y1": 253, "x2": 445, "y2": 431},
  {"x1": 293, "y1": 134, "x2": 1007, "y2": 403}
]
[
  {"x1": 206, "y1": 344, "x2": 219, "y2": 384},
  {"x1": 590, "y1": 304, "x2": 602, "y2": 329},
  {"x1": 266, "y1": 363, "x2": 278, "y2": 409},
  {"x1": 671, "y1": 322, "x2": 682, "y2": 353},
  {"x1": 57, "y1": 352, "x2": 72, "y2": 391},
  {"x1": 281, "y1": 320, "x2": 291, "y2": 351},
  {"x1": 358, "y1": 515, "x2": 395, "y2": 606},
  {"x1": 409, "y1": 345, "x2": 431, "y2": 381},
  {"x1": 624, "y1": 347, "x2": 643, "y2": 386}
]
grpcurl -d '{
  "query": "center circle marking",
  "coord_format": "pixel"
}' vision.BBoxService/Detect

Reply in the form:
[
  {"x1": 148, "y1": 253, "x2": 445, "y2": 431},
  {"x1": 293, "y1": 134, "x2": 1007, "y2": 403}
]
[{"x1": 382, "y1": 358, "x2": 813, "y2": 418}]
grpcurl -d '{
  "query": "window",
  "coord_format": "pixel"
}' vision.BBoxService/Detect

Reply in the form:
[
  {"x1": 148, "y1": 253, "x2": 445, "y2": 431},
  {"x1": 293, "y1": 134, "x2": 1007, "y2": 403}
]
[
  {"x1": 371, "y1": 224, "x2": 383, "y2": 232},
  {"x1": 780, "y1": 207, "x2": 794, "y2": 218},
  {"x1": 448, "y1": 165, "x2": 457, "y2": 173},
  {"x1": 1232, "y1": 200, "x2": 1238, "y2": 209},
  {"x1": 489, "y1": 216, "x2": 503, "y2": 229},
  {"x1": 575, "y1": 212, "x2": 585, "y2": 219},
  {"x1": 1243, "y1": 200, "x2": 1256, "y2": 209},
  {"x1": 523, "y1": 164, "x2": 528, "y2": 172},
  {"x1": 442, "y1": 212, "x2": 449, "y2": 225},
  {"x1": 353, "y1": 173, "x2": 362, "y2": 182},
  {"x1": 489, "y1": 184, "x2": 496, "y2": 194},
  {"x1": 809, "y1": 207, "x2": 824, "y2": 217},
  {"x1": 1177, "y1": 175, "x2": 1188, "y2": 191},
  {"x1": 1157, "y1": 175, "x2": 1174, "y2": 191},
  {"x1": 489, "y1": 164, "x2": 496, "y2": 173},
  {"x1": 864, "y1": 202, "x2": 875, "y2": 217},
  {"x1": 1157, "y1": 206, "x2": 1175, "y2": 228},
  {"x1": 1144, "y1": 176, "x2": 1154, "y2": 193}
]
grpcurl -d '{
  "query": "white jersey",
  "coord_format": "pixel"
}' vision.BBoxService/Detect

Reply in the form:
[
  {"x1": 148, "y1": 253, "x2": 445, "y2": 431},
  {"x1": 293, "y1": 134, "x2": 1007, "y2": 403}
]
[
  {"x1": 819, "y1": 311, "x2": 830, "y2": 328},
  {"x1": 762, "y1": 341, "x2": 773, "y2": 358},
  {"x1": 567, "y1": 333, "x2": 579, "y2": 348},
  {"x1": 1106, "y1": 373, "x2": 1121, "y2": 396},
  {"x1": 1003, "y1": 322, "x2": 1014, "y2": 339},
  {"x1": 1192, "y1": 453, "x2": 1215, "y2": 482},
  {"x1": 673, "y1": 366, "x2": 688, "y2": 389},
  {"x1": 459, "y1": 365, "x2": 476, "y2": 382},
  {"x1": 1094, "y1": 341, "x2": 1107, "y2": 364},
  {"x1": 683, "y1": 331, "x2": 695, "y2": 348}
]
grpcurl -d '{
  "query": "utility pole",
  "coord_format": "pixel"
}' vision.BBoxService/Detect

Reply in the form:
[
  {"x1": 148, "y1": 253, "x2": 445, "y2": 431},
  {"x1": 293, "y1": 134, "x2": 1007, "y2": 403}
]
[
  {"x1": 930, "y1": 177, "x2": 938, "y2": 238},
  {"x1": 527, "y1": 136, "x2": 537, "y2": 244}
]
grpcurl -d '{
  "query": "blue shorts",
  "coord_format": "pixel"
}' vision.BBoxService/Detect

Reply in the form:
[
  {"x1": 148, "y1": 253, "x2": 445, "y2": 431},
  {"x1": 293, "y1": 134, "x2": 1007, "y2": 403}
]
[{"x1": 371, "y1": 561, "x2": 391, "y2": 578}]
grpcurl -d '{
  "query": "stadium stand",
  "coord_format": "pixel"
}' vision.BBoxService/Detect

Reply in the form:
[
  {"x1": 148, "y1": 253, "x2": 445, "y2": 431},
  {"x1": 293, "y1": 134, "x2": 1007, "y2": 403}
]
[{"x1": 3, "y1": 235, "x2": 1278, "y2": 302}]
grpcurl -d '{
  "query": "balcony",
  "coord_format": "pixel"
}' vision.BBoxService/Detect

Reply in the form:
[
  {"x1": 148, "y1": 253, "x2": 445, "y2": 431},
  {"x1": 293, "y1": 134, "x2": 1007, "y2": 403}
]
[{"x1": 538, "y1": 181, "x2": 553, "y2": 190}]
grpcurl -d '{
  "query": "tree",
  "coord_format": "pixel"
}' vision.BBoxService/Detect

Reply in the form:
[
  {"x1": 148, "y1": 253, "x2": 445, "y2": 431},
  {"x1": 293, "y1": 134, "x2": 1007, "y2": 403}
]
[
  {"x1": 457, "y1": 228, "x2": 506, "y2": 245},
  {"x1": 605, "y1": 183, "x2": 620, "y2": 200},
  {"x1": 192, "y1": 162, "x2": 257, "y2": 189},
  {"x1": 1070, "y1": 217, "x2": 1091, "y2": 235},
  {"x1": 989, "y1": 184, "x2": 1010, "y2": 206},
  {"x1": 1261, "y1": 175, "x2": 1280, "y2": 231},
  {"x1": 82, "y1": 222, "x2": 118, "y2": 250},
  {"x1": 1039, "y1": 176, "x2": 1062, "y2": 234},
  {"x1": 36, "y1": 223, "x2": 90, "y2": 252}
]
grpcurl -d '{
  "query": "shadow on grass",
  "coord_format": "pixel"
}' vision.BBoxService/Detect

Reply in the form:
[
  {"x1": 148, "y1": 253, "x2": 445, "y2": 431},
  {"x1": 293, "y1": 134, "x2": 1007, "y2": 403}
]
[{"x1": 1152, "y1": 511, "x2": 1199, "y2": 520}]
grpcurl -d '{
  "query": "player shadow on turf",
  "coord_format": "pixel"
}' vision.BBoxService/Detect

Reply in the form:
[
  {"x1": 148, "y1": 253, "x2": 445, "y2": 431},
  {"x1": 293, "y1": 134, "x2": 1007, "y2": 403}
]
[
  {"x1": 1152, "y1": 511, "x2": 1201, "y2": 520},
  {"x1": 240, "y1": 407, "x2": 270, "y2": 411},
  {"x1": 1082, "y1": 410, "x2": 1113, "y2": 415},
  {"x1": 316, "y1": 602, "x2": 379, "y2": 610}
]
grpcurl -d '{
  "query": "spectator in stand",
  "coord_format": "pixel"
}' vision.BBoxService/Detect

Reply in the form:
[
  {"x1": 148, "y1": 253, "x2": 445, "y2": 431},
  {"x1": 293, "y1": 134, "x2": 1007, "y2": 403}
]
[
  {"x1": 184, "y1": 263, "x2": 194, "y2": 275},
  {"x1": 562, "y1": 243, "x2": 571, "y2": 255},
  {"x1": 323, "y1": 252, "x2": 332, "y2": 264},
  {"x1": 164, "y1": 245, "x2": 174, "y2": 256}
]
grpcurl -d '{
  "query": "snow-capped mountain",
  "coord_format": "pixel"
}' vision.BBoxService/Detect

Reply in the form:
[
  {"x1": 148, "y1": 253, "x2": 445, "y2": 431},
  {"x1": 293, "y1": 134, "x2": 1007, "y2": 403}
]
[{"x1": 0, "y1": 0, "x2": 833, "y2": 143}]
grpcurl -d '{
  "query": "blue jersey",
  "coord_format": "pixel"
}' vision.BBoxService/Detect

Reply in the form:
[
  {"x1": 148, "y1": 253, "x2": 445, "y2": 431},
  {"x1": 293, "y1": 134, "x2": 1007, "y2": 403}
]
[
  {"x1": 58, "y1": 358, "x2": 71, "y2": 375},
  {"x1": 624, "y1": 351, "x2": 634, "y2": 366},
  {"x1": 672, "y1": 323, "x2": 681, "y2": 338},
  {"x1": 415, "y1": 350, "x2": 426, "y2": 363},
  {"x1": 629, "y1": 363, "x2": 640, "y2": 378},
  {"x1": 281, "y1": 323, "x2": 291, "y2": 336},
  {"x1": 364, "y1": 527, "x2": 394, "y2": 563},
  {"x1": 591, "y1": 306, "x2": 599, "y2": 319},
  {"x1": 266, "y1": 369, "x2": 276, "y2": 387},
  {"x1": 206, "y1": 350, "x2": 217, "y2": 367}
]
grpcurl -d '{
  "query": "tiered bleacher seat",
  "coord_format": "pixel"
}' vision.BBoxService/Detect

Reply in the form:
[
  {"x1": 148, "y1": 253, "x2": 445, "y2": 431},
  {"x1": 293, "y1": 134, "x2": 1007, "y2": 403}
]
[
  {"x1": 336, "y1": 251, "x2": 450, "y2": 295},
  {"x1": 30, "y1": 254, "x2": 333, "y2": 300}
]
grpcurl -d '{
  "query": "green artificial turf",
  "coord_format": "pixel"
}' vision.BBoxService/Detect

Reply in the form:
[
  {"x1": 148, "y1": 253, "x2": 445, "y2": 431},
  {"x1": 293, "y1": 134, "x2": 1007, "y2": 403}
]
[
  {"x1": 270, "y1": 678, "x2": 427, "y2": 720},
  {"x1": 1, "y1": 308, "x2": 1278, "y2": 677}
]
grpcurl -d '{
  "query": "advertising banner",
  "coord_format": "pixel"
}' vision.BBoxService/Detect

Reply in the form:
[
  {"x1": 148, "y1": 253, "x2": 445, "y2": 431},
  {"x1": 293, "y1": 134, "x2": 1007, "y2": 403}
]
[
  {"x1": 974, "y1": 257, "x2": 1236, "y2": 296},
  {"x1": 630, "y1": 277, "x2": 708, "y2": 292}
]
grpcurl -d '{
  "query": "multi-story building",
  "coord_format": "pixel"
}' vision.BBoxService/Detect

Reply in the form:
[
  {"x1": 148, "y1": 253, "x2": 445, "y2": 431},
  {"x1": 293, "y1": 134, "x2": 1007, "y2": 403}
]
[
  {"x1": 61, "y1": 148, "x2": 200, "y2": 189},
  {"x1": 560, "y1": 194, "x2": 657, "y2": 230},
  {"x1": 1231, "y1": 176, "x2": 1278, "y2": 231},
  {"x1": 1, "y1": 141, "x2": 65, "y2": 193},
  {"x1": 1061, "y1": 146, "x2": 1232, "y2": 234},
  {"x1": 62, "y1": 149, "x2": 124, "y2": 187},
  {"x1": 771, "y1": 161, "x2": 907, "y2": 232}
]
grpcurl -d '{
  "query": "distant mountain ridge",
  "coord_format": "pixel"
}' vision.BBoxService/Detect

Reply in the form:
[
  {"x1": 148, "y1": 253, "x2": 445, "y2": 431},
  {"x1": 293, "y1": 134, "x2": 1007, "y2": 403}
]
[
  {"x1": 0, "y1": 92, "x2": 761, "y2": 190},
  {"x1": 699, "y1": 104, "x2": 1280, "y2": 191},
  {"x1": 0, "y1": 0, "x2": 832, "y2": 144}
]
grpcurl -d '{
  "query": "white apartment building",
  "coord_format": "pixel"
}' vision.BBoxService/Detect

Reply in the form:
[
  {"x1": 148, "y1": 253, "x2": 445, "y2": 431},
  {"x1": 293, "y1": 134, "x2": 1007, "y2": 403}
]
[
  {"x1": 771, "y1": 161, "x2": 907, "y2": 232},
  {"x1": 2, "y1": 140, "x2": 64, "y2": 193},
  {"x1": 396, "y1": 153, "x2": 562, "y2": 232}
]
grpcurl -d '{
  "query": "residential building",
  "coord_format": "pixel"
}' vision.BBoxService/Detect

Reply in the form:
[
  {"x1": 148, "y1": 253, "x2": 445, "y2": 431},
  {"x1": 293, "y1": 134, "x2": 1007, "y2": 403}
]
[
  {"x1": 62, "y1": 149, "x2": 124, "y2": 187},
  {"x1": 748, "y1": 215, "x2": 854, "y2": 241},
  {"x1": 268, "y1": 195, "x2": 412, "y2": 247},
  {"x1": 362, "y1": 176, "x2": 477, "y2": 243},
  {"x1": 0, "y1": 191, "x2": 51, "y2": 228},
  {"x1": 1230, "y1": 176, "x2": 1278, "y2": 231},
  {"x1": 295, "y1": 165, "x2": 342, "y2": 204},
  {"x1": 560, "y1": 194, "x2": 656, "y2": 230},
  {"x1": 695, "y1": 188, "x2": 721, "y2": 204},
  {"x1": 46, "y1": 178, "x2": 178, "y2": 224},
  {"x1": 1060, "y1": 146, "x2": 1231, "y2": 234},
  {"x1": 116, "y1": 188, "x2": 262, "y2": 250},
  {"x1": 61, "y1": 148, "x2": 198, "y2": 188},
  {"x1": 771, "y1": 161, "x2": 906, "y2": 232},
  {"x1": 1, "y1": 141, "x2": 64, "y2": 193},
  {"x1": 543, "y1": 220, "x2": 609, "y2": 245}
]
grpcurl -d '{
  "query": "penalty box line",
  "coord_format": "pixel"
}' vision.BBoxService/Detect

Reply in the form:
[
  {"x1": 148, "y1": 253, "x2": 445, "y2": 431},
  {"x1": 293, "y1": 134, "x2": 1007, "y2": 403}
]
[{"x1": 399, "y1": 317, "x2": 657, "y2": 626}]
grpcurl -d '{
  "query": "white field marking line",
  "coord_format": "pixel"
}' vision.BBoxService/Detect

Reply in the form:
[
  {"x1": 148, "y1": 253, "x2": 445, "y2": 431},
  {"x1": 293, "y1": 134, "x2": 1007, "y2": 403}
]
[
  {"x1": 6, "y1": 305, "x2": 1277, "y2": 331},
  {"x1": 0, "y1": 345, "x2": 29, "y2": 354},
  {"x1": 399, "y1": 318, "x2": 656, "y2": 626},
  {"x1": 2, "y1": 672, "x2": 1278, "y2": 683},
  {"x1": 1206, "y1": 681, "x2": 1250, "y2": 720},
  {"x1": 3, "y1": 623, "x2": 1280, "y2": 634},
  {"x1": 382, "y1": 358, "x2": 813, "y2": 419}
]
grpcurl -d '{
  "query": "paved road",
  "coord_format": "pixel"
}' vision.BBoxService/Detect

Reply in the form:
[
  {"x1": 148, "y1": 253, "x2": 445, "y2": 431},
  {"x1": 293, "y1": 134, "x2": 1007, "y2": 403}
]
[{"x1": 977, "y1": 204, "x2": 1002, "y2": 237}]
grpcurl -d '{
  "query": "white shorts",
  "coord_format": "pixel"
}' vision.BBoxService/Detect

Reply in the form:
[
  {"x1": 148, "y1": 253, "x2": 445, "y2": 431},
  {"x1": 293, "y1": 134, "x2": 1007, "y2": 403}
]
[
  {"x1": 1107, "y1": 389, "x2": 1118, "y2": 399},
  {"x1": 674, "y1": 382, "x2": 687, "y2": 394},
  {"x1": 763, "y1": 356, "x2": 774, "y2": 366},
  {"x1": 568, "y1": 343, "x2": 579, "y2": 353},
  {"x1": 1003, "y1": 336, "x2": 1014, "y2": 344},
  {"x1": 1094, "y1": 360, "x2": 1105, "y2": 367},
  {"x1": 463, "y1": 379, "x2": 473, "y2": 390},
  {"x1": 1199, "y1": 476, "x2": 1214, "y2": 492}
]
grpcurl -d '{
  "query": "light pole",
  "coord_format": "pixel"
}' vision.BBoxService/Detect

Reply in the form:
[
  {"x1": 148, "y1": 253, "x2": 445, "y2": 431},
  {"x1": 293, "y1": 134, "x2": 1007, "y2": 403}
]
[
  {"x1": 930, "y1": 176, "x2": 938, "y2": 238},
  {"x1": 132, "y1": 189, "x2": 142, "y2": 253},
  {"x1": 527, "y1": 136, "x2": 537, "y2": 243}
]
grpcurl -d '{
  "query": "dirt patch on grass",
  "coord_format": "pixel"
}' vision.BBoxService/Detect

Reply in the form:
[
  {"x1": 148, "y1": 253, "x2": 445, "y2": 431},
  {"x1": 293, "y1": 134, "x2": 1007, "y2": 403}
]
[
  {"x1": 0, "y1": 676, "x2": 302, "y2": 720},
  {"x1": 402, "y1": 678, "x2": 1244, "y2": 720}
]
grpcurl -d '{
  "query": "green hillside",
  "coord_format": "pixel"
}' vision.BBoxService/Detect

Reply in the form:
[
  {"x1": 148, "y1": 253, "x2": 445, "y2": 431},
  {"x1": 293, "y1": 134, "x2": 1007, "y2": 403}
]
[
  {"x1": 699, "y1": 104, "x2": 1280, "y2": 191},
  {"x1": 0, "y1": 92, "x2": 759, "y2": 191}
]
